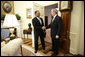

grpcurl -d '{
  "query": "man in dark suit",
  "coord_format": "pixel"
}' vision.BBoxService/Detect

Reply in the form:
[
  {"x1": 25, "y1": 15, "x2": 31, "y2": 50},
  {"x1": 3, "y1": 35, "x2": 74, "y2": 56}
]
[
  {"x1": 46, "y1": 9, "x2": 63, "y2": 56},
  {"x1": 32, "y1": 10, "x2": 45, "y2": 53}
]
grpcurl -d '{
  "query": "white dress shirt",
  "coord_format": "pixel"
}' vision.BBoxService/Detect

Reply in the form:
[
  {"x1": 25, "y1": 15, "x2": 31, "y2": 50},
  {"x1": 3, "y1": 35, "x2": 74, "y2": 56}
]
[
  {"x1": 52, "y1": 14, "x2": 57, "y2": 22},
  {"x1": 37, "y1": 17, "x2": 42, "y2": 25}
]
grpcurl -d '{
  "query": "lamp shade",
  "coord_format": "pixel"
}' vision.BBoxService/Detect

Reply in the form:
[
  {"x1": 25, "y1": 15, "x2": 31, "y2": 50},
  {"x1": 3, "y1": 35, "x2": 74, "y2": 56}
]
[{"x1": 3, "y1": 14, "x2": 19, "y2": 27}]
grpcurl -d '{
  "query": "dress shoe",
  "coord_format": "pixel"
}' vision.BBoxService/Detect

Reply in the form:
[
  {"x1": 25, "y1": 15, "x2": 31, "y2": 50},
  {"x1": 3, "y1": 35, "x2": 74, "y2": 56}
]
[
  {"x1": 35, "y1": 50, "x2": 38, "y2": 53},
  {"x1": 51, "y1": 52, "x2": 59, "y2": 56},
  {"x1": 51, "y1": 53, "x2": 57, "y2": 56},
  {"x1": 49, "y1": 49, "x2": 53, "y2": 51},
  {"x1": 43, "y1": 48, "x2": 45, "y2": 50}
]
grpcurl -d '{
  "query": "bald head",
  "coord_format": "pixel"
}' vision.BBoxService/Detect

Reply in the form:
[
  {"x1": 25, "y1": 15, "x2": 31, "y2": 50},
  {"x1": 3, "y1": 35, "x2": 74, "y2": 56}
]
[{"x1": 51, "y1": 9, "x2": 58, "y2": 16}]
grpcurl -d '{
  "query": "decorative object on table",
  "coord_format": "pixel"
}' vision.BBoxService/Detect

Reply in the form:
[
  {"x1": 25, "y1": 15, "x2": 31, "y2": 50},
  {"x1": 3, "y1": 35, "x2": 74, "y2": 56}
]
[
  {"x1": 28, "y1": 23, "x2": 32, "y2": 30},
  {"x1": 26, "y1": 8, "x2": 32, "y2": 19},
  {"x1": 3, "y1": 14, "x2": 19, "y2": 40},
  {"x1": 9, "y1": 27, "x2": 16, "y2": 40},
  {"x1": 1, "y1": 1, "x2": 14, "y2": 15}
]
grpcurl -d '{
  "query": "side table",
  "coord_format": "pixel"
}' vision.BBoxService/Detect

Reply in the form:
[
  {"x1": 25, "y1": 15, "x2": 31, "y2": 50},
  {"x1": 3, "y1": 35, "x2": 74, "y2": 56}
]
[{"x1": 23, "y1": 29, "x2": 32, "y2": 39}]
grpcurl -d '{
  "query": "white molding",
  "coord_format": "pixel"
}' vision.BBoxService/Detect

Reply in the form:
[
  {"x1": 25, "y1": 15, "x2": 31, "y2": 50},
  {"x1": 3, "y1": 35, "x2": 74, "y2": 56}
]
[
  {"x1": 70, "y1": 32, "x2": 78, "y2": 34},
  {"x1": 70, "y1": 48, "x2": 78, "y2": 55},
  {"x1": 69, "y1": 32, "x2": 80, "y2": 55}
]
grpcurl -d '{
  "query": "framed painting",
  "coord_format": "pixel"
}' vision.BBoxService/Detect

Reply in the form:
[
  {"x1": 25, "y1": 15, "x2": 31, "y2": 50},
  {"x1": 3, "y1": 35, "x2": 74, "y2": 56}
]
[
  {"x1": 59, "y1": 1, "x2": 72, "y2": 11},
  {"x1": 1, "y1": 1, "x2": 14, "y2": 15},
  {"x1": 3, "y1": 2, "x2": 12, "y2": 13},
  {"x1": 26, "y1": 8, "x2": 32, "y2": 19}
]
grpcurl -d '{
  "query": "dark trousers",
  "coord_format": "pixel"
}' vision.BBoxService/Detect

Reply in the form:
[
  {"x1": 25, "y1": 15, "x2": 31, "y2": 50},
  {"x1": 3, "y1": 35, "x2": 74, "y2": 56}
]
[
  {"x1": 51, "y1": 37, "x2": 60, "y2": 54},
  {"x1": 34, "y1": 32, "x2": 45, "y2": 51}
]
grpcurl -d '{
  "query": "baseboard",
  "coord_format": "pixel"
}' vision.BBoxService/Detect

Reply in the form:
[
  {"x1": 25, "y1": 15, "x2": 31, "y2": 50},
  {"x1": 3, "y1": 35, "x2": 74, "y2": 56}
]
[{"x1": 70, "y1": 48, "x2": 78, "y2": 55}]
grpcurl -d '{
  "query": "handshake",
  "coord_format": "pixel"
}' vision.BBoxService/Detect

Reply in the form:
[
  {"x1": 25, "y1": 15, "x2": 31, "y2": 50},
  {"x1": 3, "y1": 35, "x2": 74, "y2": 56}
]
[{"x1": 42, "y1": 26, "x2": 46, "y2": 30}]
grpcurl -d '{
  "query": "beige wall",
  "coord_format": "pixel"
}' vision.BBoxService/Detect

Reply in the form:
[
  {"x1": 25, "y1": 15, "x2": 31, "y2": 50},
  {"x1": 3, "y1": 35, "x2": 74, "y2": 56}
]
[
  {"x1": 70, "y1": 1, "x2": 84, "y2": 55},
  {"x1": 14, "y1": 1, "x2": 33, "y2": 39}
]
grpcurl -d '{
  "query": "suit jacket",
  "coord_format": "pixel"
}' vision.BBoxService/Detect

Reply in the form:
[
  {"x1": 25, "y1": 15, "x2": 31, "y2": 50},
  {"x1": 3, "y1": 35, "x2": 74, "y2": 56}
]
[
  {"x1": 32, "y1": 17, "x2": 46, "y2": 37},
  {"x1": 46, "y1": 15, "x2": 63, "y2": 38}
]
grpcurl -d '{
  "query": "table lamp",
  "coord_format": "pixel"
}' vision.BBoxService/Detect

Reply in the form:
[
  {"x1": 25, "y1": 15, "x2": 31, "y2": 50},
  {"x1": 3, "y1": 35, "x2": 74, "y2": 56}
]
[{"x1": 3, "y1": 14, "x2": 19, "y2": 40}]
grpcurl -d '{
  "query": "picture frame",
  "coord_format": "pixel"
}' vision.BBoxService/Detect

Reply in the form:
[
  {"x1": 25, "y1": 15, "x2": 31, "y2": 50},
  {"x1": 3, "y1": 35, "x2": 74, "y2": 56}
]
[
  {"x1": 1, "y1": 1, "x2": 14, "y2": 15},
  {"x1": 3, "y1": 2, "x2": 12, "y2": 13},
  {"x1": 26, "y1": 8, "x2": 32, "y2": 19},
  {"x1": 59, "y1": 1, "x2": 72, "y2": 11}
]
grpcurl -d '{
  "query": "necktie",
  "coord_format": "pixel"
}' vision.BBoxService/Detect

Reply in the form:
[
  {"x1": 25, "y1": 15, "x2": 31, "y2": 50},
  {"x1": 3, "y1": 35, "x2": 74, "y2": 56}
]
[{"x1": 52, "y1": 17, "x2": 55, "y2": 22}]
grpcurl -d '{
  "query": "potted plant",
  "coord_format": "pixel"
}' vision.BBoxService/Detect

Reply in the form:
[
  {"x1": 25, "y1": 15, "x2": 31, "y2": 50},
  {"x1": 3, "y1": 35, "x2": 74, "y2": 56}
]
[
  {"x1": 1, "y1": 15, "x2": 5, "y2": 21},
  {"x1": 1, "y1": 14, "x2": 21, "y2": 20},
  {"x1": 15, "y1": 14, "x2": 21, "y2": 20}
]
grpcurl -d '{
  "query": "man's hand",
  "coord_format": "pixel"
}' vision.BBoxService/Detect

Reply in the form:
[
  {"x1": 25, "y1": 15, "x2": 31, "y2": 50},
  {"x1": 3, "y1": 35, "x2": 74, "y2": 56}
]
[
  {"x1": 55, "y1": 35, "x2": 59, "y2": 39},
  {"x1": 42, "y1": 26, "x2": 46, "y2": 30}
]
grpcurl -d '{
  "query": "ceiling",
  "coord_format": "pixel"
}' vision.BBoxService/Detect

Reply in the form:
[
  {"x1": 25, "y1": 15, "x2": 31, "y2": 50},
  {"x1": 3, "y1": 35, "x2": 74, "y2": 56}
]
[{"x1": 33, "y1": 1, "x2": 59, "y2": 6}]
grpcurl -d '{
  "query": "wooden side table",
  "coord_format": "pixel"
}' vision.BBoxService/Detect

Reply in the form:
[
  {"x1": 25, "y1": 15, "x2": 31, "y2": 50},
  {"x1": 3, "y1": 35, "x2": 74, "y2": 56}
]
[{"x1": 23, "y1": 29, "x2": 32, "y2": 39}]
